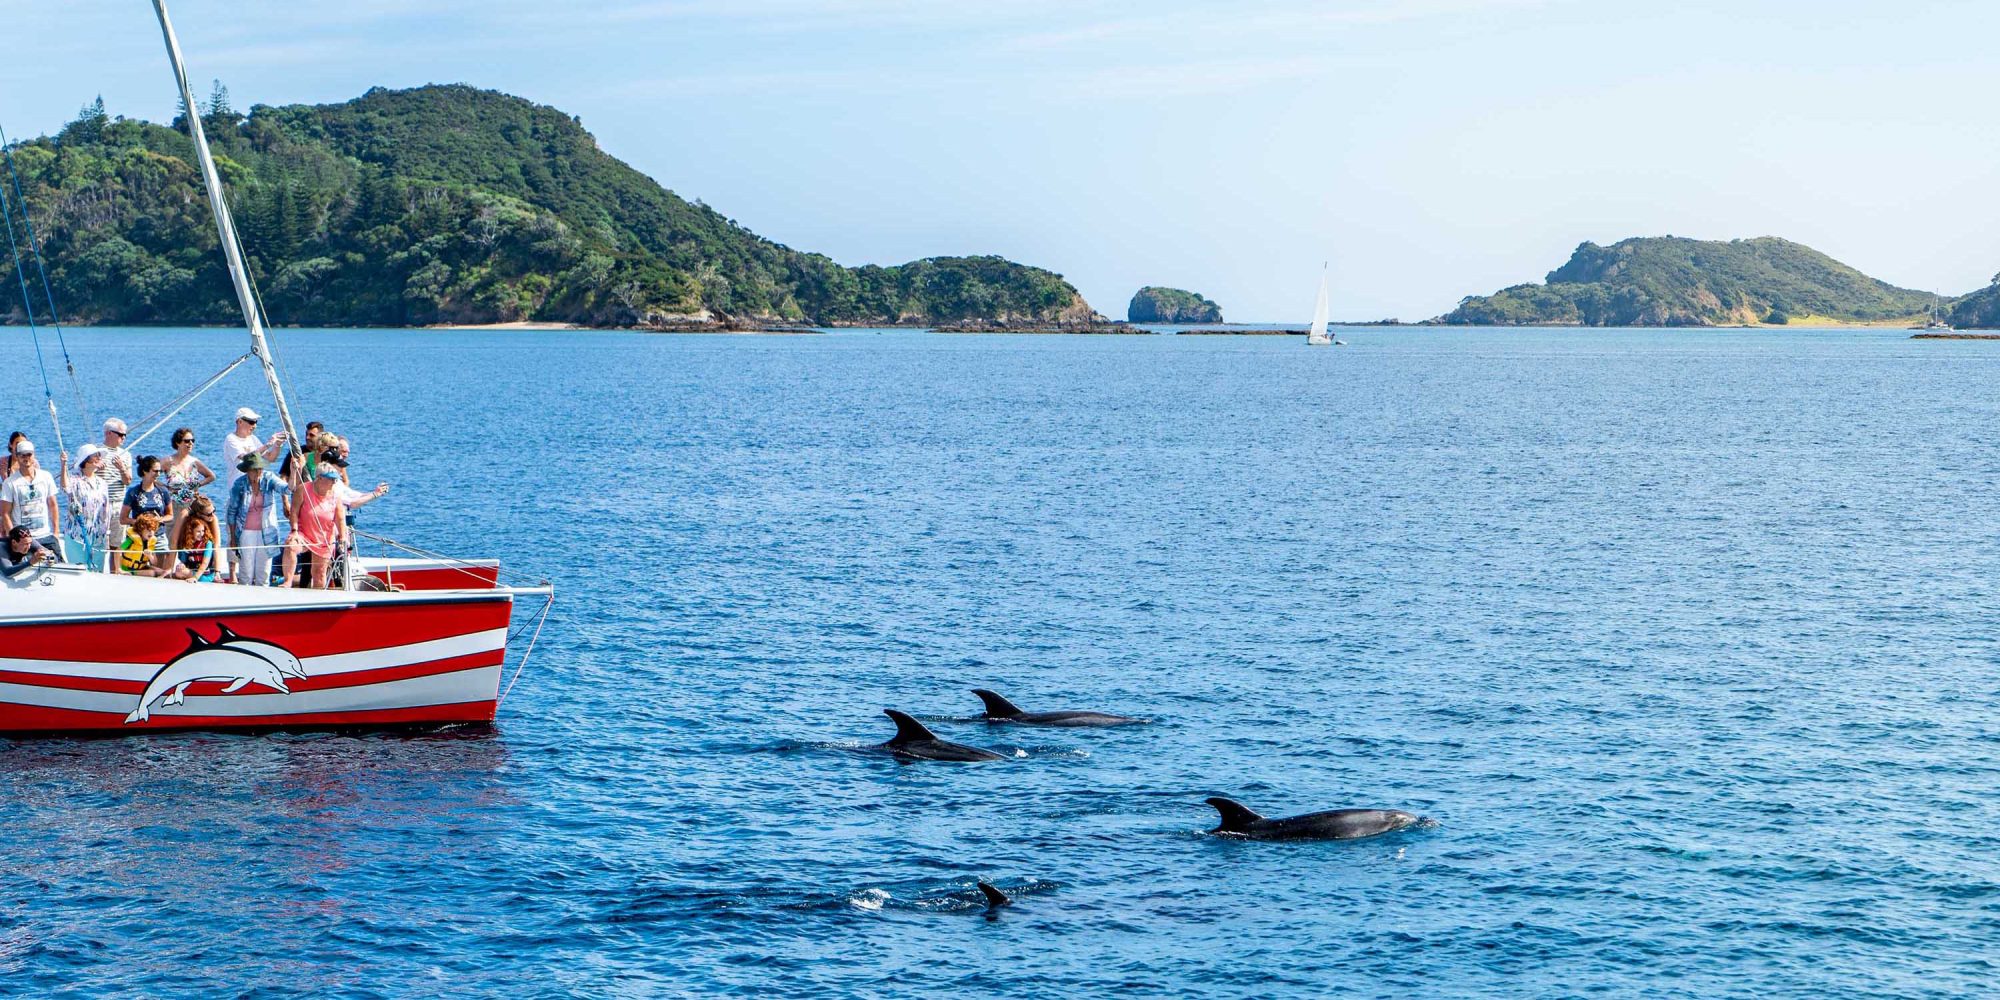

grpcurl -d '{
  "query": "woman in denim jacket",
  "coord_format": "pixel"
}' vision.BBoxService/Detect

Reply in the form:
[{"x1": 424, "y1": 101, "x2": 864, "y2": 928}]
[{"x1": 225, "y1": 453, "x2": 291, "y2": 586}]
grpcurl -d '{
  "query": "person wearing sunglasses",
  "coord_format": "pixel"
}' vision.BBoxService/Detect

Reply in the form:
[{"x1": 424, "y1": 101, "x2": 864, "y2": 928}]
[
  {"x1": 226, "y1": 453, "x2": 291, "y2": 587},
  {"x1": 163, "y1": 427, "x2": 216, "y2": 544},
  {"x1": 0, "y1": 440, "x2": 63, "y2": 561},
  {"x1": 285, "y1": 465, "x2": 353, "y2": 589},
  {"x1": 222, "y1": 406, "x2": 287, "y2": 497},
  {"x1": 121, "y1": 455, "x2": 174, "y2": 561},
  {"x1": 222, "y1": 407, "x2": 287, "y2": 582},
  {"x1": 95, "y1": 417, "x2": 134, "y2": 509},
  {"x1": 64, "y1": 445, "x2": 114, "y2": 573}
]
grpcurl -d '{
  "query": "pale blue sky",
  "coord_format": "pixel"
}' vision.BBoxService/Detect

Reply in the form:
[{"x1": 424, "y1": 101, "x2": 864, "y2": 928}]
[{"x1": 4, "y1": 0, "x2": 1997, "y2": 321}]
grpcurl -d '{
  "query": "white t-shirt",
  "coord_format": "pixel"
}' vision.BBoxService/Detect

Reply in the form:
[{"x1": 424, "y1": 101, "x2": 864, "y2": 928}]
[
  {"x1": 334, "y1": 482, "x2": 375, "y2": 506},
  {"x1": 223, "y1": 431, "x2": 262, "y2": 492},
  {"x1": 3, "y1": 469, "x2": 59, "y2": 539}
]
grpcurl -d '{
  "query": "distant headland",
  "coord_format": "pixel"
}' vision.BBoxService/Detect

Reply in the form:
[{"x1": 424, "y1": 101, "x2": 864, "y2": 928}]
[{"x1": 1436, "y1": 236, "x2": 1994, "y2": 329}]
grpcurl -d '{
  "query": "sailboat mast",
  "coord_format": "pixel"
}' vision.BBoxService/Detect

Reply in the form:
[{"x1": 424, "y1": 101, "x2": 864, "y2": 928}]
[
  {"x1": 1308, "y1": 263, "x2": 1331, "y2": 345},
  {"x1": 150, "y1": 0, "x2": 302, "y2": 455}
]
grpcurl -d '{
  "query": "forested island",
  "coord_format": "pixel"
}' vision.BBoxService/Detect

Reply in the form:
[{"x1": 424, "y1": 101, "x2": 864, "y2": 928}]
[
  {"x1": 0, "y1": 85, "x2": 1101, "y2": 330},
  {"x1": 1438, "y1": 236, "x2": 1948, "y2": 327},
  {"x1": 1128, "y1": 287, "x2": 1222, "y2": 323}
]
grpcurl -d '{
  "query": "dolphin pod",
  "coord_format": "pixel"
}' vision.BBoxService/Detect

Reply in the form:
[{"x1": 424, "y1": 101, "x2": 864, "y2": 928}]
[
  {"x1": 1204, "y1": 797, "x2": 1421, "y2": 841},
  {"x1": 879, "y1": 709, "x2": 1005, "y2": 762},
  {"x1": 854, "y1": 698, "x2": 1430, "y2": 858},
  {"x1": 970, "y1": 689, "x2": 1149, "y2": 728}
]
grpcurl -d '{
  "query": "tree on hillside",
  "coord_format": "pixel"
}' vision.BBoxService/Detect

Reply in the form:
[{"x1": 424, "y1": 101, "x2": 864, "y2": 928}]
[
  {"x1": 202, "y1": 79, "x2": 244, "y2": 131},
  {"x1": 59, "y1": 96, "x2": 109, "y2": 144}
]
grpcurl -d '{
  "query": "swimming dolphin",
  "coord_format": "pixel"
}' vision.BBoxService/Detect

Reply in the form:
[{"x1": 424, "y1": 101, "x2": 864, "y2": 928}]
[
  {"x1": 880, "y1": 709, "x2": 1005, "y2": 762},
  {"x1": 125, "y1": 632, "x2": 299, "y2": 724},
  {"x1": 1204, "y1": 797, "x2": 1422, "y2": 841},
  {"x1": 212, "y1": 625, "x2": 308, "y2": 682},
  {"x1": 976, "y1": 881, "x2": 1011, "y2": 910},
  {"x1": 971, "y1": 689, "x2": 1147, "y2": 727}
]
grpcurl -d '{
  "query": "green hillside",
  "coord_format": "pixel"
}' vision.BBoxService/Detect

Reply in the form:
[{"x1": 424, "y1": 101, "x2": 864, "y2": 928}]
[
  {"x1": 1945, "y1": 276, "x2": 2000, "y2": 328},
  {"x1": 0, "y1": 85, "x2": 1093, "y2": 328},
  {"x1": 1438, "y1": 236, "x2": 1937, "y2": 326}
]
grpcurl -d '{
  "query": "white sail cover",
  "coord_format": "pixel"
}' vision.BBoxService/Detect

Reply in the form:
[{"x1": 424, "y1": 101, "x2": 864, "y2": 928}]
[{"x1": 1307, "y1": 267, "x2": 1331, "y2": 345}]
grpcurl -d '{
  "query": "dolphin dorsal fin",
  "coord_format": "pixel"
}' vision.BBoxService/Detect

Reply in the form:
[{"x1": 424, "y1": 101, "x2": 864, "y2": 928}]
[
  {"x1": 1205, "y1": 797, "x2": 1264, "y2": 833},
  {"x1": 883, "y1": 709, "x2": 938, "y2": 745},
  {"x1": 971, "y1": 689, "x2": 1023, "y2": 719},
  {"x1": 976, "y1": 880, "x2": 1011, "y2": 908},
  {"x1": 185, "y1": 628, "x2": 214, "y2": 648},
  {"x1": 215, "y1": 624, "x2": 242, "y2": 642}
]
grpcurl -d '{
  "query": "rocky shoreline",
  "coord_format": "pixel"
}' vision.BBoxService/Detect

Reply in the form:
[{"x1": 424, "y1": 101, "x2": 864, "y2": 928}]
[
  {"x1": 1175, "y1": 328, "x2": 1306, "y2": 336},
  {"x1": 932, "y1": 319, "x2": 1152, "y2": 335},
  {"x1": 1911, "y1": 332, "x2": 2000, "y2": 340}
]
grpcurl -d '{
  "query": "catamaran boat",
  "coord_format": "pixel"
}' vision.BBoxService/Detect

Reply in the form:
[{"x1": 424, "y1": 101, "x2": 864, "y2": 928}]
[{"x1": 0, "y1": 2, "x2": 551, "y2": 734}]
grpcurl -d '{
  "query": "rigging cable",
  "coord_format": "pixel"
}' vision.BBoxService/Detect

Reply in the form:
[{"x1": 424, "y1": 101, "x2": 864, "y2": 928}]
[
  {"x1": 0, "y1": 125, "x2": 89, "y2": 433},
  {"x1": 0, "y1": 126, "x2": 65, "y2": 462},
  {"x1": 125, "y1": 351, "x2": 255, "y2": 450}
]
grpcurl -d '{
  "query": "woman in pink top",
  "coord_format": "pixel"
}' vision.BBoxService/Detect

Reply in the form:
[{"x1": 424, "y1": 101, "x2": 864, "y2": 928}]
[{"x1": 288, "y1": 466, "x2": 348, "y2": 589}]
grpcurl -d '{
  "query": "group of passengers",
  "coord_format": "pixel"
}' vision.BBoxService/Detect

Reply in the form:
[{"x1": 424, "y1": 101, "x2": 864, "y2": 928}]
[{"x1": 0, "y1": 407, "x2": 389, "y2": 588}]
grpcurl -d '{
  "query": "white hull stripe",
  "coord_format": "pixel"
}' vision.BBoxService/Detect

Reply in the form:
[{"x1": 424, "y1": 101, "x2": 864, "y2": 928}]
[
  {"x1": 0, "y1": 627, "x2": 510, "y2": 684},
  {"x1": 0, "y1": 665, "x2": 502, "y2": 718}
]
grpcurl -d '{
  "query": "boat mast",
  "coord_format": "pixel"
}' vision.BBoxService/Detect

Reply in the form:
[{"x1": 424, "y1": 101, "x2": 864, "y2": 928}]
[{"x1": 149, "y1": 0, "x2": 302, "y2": 455}]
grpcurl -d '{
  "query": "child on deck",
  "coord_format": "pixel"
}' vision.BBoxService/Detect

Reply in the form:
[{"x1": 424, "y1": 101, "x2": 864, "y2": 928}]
[{"x1": 119, "y1": 513, "x2": 164, "y2": 577}]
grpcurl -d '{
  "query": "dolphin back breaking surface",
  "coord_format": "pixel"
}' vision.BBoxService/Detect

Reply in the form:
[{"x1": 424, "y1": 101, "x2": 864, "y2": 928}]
[
  {"x1": 879, "y1": 709, "x2": 1006, "y2": 762},
  {"x1": 1204, "y1": 797, "x2": 1424, "y2": 841},
  {"x1": 970, "y1": 688, "x2": 1149, "y2": 727}
]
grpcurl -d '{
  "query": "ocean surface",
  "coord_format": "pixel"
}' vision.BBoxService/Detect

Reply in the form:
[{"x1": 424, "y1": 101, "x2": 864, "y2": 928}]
[{"x1": 2, "y1": 325, "x2": 1998, "y2": 998}]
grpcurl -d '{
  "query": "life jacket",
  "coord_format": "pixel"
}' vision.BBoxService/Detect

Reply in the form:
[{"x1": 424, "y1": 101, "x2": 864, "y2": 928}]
[
  {"x1": 179, "y1": 539, "x2": 212, "y2": 571},
  {"x1": 119, "y1": 531, "x2": 154, "y2": 574}
]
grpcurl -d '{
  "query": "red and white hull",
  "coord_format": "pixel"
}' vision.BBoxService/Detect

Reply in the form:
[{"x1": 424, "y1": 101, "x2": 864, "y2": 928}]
[{"x1": 0, "y1": 567, "x2": 544, "y2": 734}]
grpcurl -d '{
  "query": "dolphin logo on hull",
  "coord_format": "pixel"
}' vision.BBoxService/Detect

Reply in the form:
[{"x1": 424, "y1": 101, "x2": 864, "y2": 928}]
[{"x1": 123, "y1": 627, "x2": 309, "y2": 725}]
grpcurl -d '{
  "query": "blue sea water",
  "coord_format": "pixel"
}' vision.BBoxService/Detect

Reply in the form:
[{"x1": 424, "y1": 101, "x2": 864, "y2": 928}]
[{"x1": 2, "y1": 325, "x2": 1999, "y2": 998}]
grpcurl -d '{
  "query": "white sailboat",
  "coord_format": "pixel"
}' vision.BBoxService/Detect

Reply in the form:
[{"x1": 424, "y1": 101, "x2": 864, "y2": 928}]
[{"x1": 1306, "y1": 264, "x2": 1343, "y2": 346}]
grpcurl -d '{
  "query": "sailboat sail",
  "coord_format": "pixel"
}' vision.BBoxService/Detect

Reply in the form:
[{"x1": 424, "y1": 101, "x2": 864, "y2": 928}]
[
  {"x1": 1307, "y1": 267, "x2": 1331, "y2": 346},
  {"x1": 150, "y1": 0, "x2": 301, "y2": 451}
]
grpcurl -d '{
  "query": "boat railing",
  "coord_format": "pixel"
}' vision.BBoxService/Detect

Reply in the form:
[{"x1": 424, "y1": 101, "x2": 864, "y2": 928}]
[{"x1": 348, "y1": 526, "x2": 550, "y2": 592}]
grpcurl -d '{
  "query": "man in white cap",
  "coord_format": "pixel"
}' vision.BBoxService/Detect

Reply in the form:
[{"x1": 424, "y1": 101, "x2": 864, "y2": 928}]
[
  {"x1": 223, "y1": 406, "x2": 287, "y2": 495},
  {"x1": 0, "y1": 439, "x2": 62, "y2": 559},
  {"x1": 222, "y1": 407, "x2": 286, "y2": 581}
]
